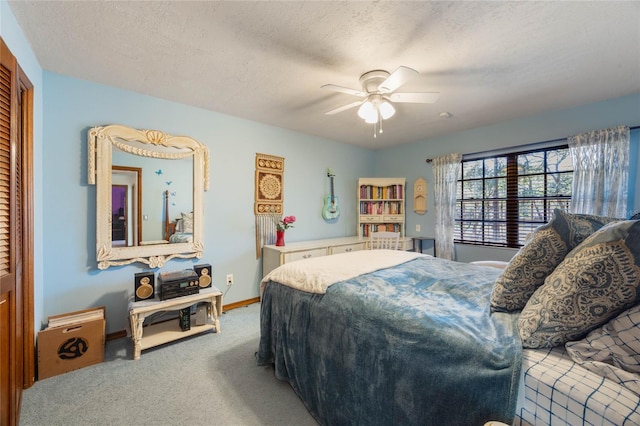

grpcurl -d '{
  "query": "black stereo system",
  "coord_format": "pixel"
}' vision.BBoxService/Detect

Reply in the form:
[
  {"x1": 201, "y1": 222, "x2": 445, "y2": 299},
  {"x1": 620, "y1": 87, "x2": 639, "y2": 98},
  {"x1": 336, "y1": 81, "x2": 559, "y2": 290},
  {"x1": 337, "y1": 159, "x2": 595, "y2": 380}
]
[
  {"x1": 158, "y1": 269, "x2": 200, "y2": 300},
  {"x1": 133, "y1": 264, "x2": 212, "y2": 302}
]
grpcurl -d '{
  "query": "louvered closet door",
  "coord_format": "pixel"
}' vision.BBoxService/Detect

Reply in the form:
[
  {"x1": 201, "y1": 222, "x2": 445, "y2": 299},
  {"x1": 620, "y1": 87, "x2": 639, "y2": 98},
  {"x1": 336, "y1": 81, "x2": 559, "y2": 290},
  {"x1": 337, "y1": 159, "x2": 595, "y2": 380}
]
[
  {"x1": 0, "y1": 58, "x2": 16, "y2": 425},
  {"x1": 0, "y1": 37, "x2": 22, "y2": 426}
]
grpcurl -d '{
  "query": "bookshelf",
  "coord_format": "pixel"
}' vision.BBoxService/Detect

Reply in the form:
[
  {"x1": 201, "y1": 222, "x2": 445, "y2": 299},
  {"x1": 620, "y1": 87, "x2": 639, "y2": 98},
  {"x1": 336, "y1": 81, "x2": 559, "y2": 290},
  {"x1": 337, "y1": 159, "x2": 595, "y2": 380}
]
[{"x1": 357, "y1": 178, "x2": 407, "y2": 249}]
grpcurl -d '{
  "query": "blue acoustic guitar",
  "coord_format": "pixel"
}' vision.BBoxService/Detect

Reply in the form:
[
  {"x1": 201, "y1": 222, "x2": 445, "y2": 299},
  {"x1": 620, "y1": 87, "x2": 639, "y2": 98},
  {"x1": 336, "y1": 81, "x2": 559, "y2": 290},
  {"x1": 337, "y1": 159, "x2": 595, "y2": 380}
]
[{"x1": 322, "y1": 169, "x2": 340, "y2": 220}]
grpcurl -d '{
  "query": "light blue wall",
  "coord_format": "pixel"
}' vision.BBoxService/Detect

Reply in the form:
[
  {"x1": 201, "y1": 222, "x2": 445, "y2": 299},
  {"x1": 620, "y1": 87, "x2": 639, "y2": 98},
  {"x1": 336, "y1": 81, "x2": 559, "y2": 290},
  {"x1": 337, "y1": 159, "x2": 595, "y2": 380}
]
[
  {"x1": 43, "y1": 72, "x2": 375, "y2": 333},
  {"x1": 374, "y1": 93, "x2": 640, "y2": 263},
  {"x1": 3, "y1": 0, "x2": 639, "y2": 337},
  {"x1": 0, "y1": 1, "x2": 45, "y2": 333}
]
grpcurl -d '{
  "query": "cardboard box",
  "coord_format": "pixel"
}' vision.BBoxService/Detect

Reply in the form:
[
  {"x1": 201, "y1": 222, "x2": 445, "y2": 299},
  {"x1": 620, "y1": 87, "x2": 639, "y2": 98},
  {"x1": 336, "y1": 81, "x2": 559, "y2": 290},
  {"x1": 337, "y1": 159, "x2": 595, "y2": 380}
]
[{"x1": 37, "y1": 308, "x2": 106, "y2": 380}]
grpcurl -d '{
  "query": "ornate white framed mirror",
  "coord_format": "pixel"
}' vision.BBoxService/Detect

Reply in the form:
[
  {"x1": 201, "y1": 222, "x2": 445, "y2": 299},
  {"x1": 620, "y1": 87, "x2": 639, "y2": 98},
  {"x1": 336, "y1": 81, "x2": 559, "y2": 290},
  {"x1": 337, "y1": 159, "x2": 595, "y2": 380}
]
[{"x1": 88, "y1": 124, "x2": 209, "y2": 269}]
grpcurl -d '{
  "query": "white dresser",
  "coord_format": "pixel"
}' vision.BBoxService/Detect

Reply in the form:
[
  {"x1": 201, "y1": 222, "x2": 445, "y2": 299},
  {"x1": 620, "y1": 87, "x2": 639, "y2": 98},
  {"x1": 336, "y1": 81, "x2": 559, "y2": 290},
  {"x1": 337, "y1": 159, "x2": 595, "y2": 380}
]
[
  {"x1": 262, "y1": 236, "x2": 412, "y2": 277},
  {"x1": 262, "y1": 237, "x2": 365, "y2": 277}
]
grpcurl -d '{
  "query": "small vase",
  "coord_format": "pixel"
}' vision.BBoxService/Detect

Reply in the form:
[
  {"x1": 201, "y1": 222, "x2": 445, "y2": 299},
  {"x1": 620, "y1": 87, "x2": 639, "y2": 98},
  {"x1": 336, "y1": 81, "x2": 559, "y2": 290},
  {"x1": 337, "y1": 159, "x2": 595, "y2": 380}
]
[{"x1": 275, "y1": 230, "x2": 285, "y2": 246}]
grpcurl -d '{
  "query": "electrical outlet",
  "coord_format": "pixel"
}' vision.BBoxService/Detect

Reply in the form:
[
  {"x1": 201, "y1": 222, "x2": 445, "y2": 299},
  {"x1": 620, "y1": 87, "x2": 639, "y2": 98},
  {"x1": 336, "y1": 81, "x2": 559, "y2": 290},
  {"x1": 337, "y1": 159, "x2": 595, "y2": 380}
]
[
  {"x1": 226, "y1": 274, "x2": 233, "y2": 286},
  {"x1": 416, "y1": 224, "x2": 421, "y2": 232}
]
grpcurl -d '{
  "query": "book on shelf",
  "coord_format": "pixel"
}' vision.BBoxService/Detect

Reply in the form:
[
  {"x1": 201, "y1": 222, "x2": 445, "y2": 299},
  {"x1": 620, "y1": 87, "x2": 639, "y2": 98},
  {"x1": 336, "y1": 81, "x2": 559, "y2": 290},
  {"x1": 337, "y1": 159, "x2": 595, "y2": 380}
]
[
  {"x1": 360, "y1": 184, "x2": 404, "y2": 200},
  {"x1": 360, "y1": 223, "x2": 402, "y2": 237},
  {"x1": 360, "y1": 201, "x2": 403, "y2": 215}
]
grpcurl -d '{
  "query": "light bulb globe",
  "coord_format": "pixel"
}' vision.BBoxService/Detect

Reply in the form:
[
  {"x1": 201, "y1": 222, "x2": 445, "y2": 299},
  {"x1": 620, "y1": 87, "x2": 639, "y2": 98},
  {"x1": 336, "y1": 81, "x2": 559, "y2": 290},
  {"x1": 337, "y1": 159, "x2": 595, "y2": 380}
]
[
  {"x1": 365, "y1": 111, "x2": 378, "y2": 124},
  {"x1": 358, "y1": 101, "x2": 376, "y2": 121},
  {"x1": 379, "y1": 101, "x2": 395, "y2": 120}
]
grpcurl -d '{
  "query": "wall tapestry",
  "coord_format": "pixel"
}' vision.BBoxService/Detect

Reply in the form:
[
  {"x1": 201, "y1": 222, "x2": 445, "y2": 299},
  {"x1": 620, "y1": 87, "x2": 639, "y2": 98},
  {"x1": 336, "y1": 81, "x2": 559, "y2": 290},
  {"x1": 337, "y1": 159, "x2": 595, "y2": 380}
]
[{"x1": 254, "y1": 153, "x2": 284, "y2": 258}]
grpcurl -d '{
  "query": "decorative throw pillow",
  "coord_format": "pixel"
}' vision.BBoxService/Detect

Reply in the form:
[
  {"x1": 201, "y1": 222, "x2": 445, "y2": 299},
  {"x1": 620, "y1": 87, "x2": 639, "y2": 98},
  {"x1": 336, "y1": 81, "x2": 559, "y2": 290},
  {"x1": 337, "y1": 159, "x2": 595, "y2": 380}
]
[
  {"x1": 490, "y1": 209, "x2": 617, "y2": 312},
  {"x1": 519, "y1": 220, "x2": 640, "y2": 348},
  {"x1": 181, "y1": 212, "x2": 194, "y2": 234},
  {"x1": 565, "y1": 303, "x2": 640, "y2": 394}
]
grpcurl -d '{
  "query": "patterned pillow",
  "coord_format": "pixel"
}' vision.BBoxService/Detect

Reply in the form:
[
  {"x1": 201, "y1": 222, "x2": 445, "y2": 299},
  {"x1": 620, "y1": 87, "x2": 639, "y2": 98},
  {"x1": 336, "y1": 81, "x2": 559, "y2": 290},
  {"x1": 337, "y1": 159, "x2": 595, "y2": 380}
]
[
  {"x1": 181, "y1": 212, "x2": 194, "y2": 234},
  {"x1": 491, "y1": 209, "x2": 617, "y2": 312},
  {"x1": 519, "y1": 220, "x2": 640, "y2": 348},
  {"x1": 565, "y1": 303, "x2": 640, "y2": 394}
]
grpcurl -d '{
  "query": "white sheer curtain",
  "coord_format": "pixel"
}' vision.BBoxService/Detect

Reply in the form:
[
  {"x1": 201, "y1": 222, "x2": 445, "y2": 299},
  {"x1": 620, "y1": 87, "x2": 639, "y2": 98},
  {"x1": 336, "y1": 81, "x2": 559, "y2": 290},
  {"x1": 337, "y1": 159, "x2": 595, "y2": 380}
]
[
  {"x1": 433, "y1": 153, "x2": 462, "y2": 260},
  {"x1": 568, "y1": 125, "x2": 630, "y2": 218}
]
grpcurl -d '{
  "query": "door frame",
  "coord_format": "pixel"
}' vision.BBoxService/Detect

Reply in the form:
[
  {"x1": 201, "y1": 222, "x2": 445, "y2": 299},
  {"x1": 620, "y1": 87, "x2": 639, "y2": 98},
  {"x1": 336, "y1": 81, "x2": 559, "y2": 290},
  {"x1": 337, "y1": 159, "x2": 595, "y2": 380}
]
[{"x1": 18, "y1": 63, "x2": 35, "y2": 391}]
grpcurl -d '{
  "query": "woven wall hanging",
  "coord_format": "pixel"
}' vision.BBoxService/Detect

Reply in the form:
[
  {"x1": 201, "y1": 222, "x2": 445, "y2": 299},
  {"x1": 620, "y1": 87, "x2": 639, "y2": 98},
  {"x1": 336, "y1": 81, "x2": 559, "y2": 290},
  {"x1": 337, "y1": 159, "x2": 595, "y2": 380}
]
[{"x1": 254, "y1": 153, "x2": 284, "y2": 258}]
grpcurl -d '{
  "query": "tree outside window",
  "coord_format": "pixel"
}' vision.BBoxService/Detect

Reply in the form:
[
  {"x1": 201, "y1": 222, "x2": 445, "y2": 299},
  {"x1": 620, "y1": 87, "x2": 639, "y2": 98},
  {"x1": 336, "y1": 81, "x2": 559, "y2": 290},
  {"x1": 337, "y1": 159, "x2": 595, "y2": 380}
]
[{"x1": 455, "y1": 145, "x2": 572, "y2": 248}]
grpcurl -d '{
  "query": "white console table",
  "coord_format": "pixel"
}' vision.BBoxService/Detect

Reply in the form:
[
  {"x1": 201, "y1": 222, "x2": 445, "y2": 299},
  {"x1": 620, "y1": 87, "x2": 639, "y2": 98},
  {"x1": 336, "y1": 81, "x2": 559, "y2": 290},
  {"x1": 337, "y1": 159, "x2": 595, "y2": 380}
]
[{"x1": 128, "y1": 286, "x2": 222, "y2": 360}]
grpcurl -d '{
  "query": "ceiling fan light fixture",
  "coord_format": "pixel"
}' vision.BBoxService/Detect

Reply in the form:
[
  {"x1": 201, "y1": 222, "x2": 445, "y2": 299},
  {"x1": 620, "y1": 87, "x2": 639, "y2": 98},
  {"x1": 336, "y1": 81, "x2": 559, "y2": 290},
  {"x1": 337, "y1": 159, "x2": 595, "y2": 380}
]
[
  {"x1": 358, "y1": 97, "x2": 394, "y2": 124},
  {"x1": 358, "y1": 101, "x2": 377, "y2": 122},
  {"x1": 379, "y1": 101, "x2": 395, "y2": 120},
  {"x1": 322, "y1": 66, "x2": 440, "y2": 137},
  {"x1": 364, "y1": 112, "x2": 378, "y2": 124}
]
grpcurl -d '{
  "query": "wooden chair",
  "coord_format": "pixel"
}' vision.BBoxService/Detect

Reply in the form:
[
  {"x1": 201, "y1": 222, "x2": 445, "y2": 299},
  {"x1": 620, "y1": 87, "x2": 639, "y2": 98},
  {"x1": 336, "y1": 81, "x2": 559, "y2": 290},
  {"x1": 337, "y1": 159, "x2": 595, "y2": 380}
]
[{"x1": 369, "y1": 231, "x2": 400, "y2": 250}]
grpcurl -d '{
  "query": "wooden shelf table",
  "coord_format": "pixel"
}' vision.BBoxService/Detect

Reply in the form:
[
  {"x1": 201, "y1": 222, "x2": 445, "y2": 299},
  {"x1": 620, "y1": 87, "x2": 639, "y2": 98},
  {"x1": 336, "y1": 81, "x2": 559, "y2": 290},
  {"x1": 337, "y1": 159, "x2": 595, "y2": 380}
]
[{"x1": 128, "y1": 286, "x2": 222, "y2": 360}]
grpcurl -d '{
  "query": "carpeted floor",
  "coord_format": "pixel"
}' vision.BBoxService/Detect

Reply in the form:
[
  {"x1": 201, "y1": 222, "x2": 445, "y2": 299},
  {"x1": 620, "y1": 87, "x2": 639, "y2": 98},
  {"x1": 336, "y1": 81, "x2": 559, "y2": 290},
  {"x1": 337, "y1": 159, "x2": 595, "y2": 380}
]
[{"x1": 19, "y1": 303, "x2": 317, "y2": 426}]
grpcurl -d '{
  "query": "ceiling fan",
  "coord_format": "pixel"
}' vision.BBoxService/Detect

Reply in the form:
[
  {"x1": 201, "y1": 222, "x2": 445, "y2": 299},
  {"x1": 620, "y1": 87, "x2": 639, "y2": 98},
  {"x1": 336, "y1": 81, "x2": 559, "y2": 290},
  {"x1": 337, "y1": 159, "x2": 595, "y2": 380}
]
[{"x1": 322, "y1": 66, "x2": 439, "y2": 137}]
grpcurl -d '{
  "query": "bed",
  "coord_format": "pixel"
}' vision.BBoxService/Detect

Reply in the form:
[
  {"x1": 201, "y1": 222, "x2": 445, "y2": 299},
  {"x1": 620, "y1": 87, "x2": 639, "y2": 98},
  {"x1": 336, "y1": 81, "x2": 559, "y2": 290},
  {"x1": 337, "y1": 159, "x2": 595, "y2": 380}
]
[
  {"x1": 258, "y1": 251, "x2": 521, "y2": 425},
  {"x1": 167, "y1": 228, "x2": 192, "y2": 244},
  {"x1": 516, "y1": 347, "x2": 640, "y2": 425},
  {"x1": 164, "y1": 190, "x2": 193, "y2": 244},
  {"x1": 257, "y1": 211, "x2": 640, "y2": 425}
]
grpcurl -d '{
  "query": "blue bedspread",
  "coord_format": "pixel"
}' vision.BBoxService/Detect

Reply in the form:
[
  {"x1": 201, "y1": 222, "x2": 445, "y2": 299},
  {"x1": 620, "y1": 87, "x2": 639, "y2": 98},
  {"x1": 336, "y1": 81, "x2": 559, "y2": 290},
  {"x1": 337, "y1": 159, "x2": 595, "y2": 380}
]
[
  {"x1": 257, "y1": 255, "x2": 522, "y2": 425},
  {"x1": 168, "y1": 232, "x2": 192, "y2": 243}
]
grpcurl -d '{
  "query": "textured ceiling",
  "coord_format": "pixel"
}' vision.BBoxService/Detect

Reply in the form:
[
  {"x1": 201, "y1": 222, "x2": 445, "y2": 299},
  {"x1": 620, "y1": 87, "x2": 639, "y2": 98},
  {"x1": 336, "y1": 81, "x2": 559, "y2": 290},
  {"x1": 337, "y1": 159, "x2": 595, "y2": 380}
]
[{"x1": 8, "y1": 1, "x2": 640, "y2": 149}]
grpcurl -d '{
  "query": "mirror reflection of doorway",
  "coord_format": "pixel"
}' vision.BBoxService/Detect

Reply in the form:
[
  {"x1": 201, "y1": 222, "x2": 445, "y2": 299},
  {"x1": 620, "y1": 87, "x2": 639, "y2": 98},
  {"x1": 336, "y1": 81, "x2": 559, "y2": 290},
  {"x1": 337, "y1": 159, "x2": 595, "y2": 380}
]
[
  {"x1": 112, "y1": 166, "x2": 142, "y2": 247},
  {"x1": 112, "y1": 185, "x2": 127, "y2": 245}
]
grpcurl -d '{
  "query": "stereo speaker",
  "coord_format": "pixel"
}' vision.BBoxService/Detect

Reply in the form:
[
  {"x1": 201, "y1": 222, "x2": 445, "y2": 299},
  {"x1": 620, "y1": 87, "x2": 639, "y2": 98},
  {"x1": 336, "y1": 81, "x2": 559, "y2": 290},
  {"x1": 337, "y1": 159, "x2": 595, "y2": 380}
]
[
  {"x1": 193, "y1": 264, "x2": 212, "y2": 289},
  {"x1": 134, "y1": 272, "x2": 155, "y2": 301}
]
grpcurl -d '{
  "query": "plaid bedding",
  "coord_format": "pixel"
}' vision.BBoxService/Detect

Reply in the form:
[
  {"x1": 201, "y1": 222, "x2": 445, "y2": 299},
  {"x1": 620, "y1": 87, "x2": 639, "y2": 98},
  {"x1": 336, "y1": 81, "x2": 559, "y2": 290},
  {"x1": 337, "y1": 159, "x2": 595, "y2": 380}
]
[{"x1": 515, "y1": 347, "x2": 640, "y2": 426}]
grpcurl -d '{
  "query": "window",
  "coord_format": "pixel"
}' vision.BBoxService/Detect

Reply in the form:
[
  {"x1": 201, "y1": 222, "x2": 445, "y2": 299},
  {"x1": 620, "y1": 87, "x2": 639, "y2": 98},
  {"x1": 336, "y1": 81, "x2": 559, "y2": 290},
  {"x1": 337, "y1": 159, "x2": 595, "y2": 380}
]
[{"x1": 455, "y1": 145, "x2": 573, "y2": 248}]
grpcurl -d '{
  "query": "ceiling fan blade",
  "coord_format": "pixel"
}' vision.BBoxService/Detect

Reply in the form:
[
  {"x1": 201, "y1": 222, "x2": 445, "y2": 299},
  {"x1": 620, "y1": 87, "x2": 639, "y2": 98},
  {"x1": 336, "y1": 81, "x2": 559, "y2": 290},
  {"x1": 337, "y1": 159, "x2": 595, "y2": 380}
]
[
  {"x1": 321, "y1": 84, "x2": 367, "y2": 97},
  {"x1": 325, "y1": 101, "x2": 363, "y2": 115},
  {"x1": 378, "y1": 66, "x2": 418, "y2": 93},
  {"x1": 388, "y1": 92, "x2": 440, "y2": 103}
]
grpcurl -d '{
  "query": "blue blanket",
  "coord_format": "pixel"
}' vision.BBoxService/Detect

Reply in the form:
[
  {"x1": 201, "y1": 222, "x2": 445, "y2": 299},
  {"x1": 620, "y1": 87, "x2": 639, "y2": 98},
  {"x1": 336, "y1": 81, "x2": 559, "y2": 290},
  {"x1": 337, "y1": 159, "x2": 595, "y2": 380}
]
[{"x1": 257, "y1": 256, "x2": 522, "y2": 425}]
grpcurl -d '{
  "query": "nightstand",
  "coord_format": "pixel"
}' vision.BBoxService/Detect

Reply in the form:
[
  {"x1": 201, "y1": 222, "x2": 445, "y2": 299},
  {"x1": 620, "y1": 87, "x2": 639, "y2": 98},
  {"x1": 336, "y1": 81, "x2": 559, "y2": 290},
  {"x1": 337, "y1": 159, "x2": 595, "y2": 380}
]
[{"x1": 412, "y1": 236, "x2": 436, "y2": 257}]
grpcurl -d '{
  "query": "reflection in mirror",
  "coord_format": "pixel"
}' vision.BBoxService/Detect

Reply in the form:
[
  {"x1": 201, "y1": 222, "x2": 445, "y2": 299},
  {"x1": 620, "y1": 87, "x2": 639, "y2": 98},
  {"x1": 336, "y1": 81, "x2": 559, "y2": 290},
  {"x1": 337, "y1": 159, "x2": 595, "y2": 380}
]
[
  {"x1": 164, "y1": 189, "x2": 194, "y2": 244},
  {"x1": 112, "y1": 184, "x2": 127, "y2": 244},
  {"x1": 112, "y1": 166, "x2": 142, "y2": 247},
  {"x1": 111, "y1": 151, "x2": 193, "y2": 246},
  {"x1": 89, "y1": 124, "x2": 209, "y2": 269}
]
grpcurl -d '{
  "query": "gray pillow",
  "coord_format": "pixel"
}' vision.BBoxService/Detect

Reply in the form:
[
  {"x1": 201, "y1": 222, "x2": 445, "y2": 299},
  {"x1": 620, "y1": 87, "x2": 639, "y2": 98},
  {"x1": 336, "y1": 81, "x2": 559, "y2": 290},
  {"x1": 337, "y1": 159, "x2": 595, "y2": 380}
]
[
  {"x1": 519, "y1": 220, "x2": 640, "y2": 349},
  {"x1": 491, "y1": 209, "x2": 617, "y2": 312},
  {"x1": 181, "y1": 211, "x2": 194, "y2": 234}
]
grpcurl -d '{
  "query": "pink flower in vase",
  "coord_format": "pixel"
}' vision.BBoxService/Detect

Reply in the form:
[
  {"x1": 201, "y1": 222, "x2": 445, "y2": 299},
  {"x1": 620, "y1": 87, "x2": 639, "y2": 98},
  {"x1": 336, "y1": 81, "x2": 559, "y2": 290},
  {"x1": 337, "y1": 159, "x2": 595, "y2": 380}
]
[{"x1": 276, "y1": 215, "x2": 296, "y2": 232}]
